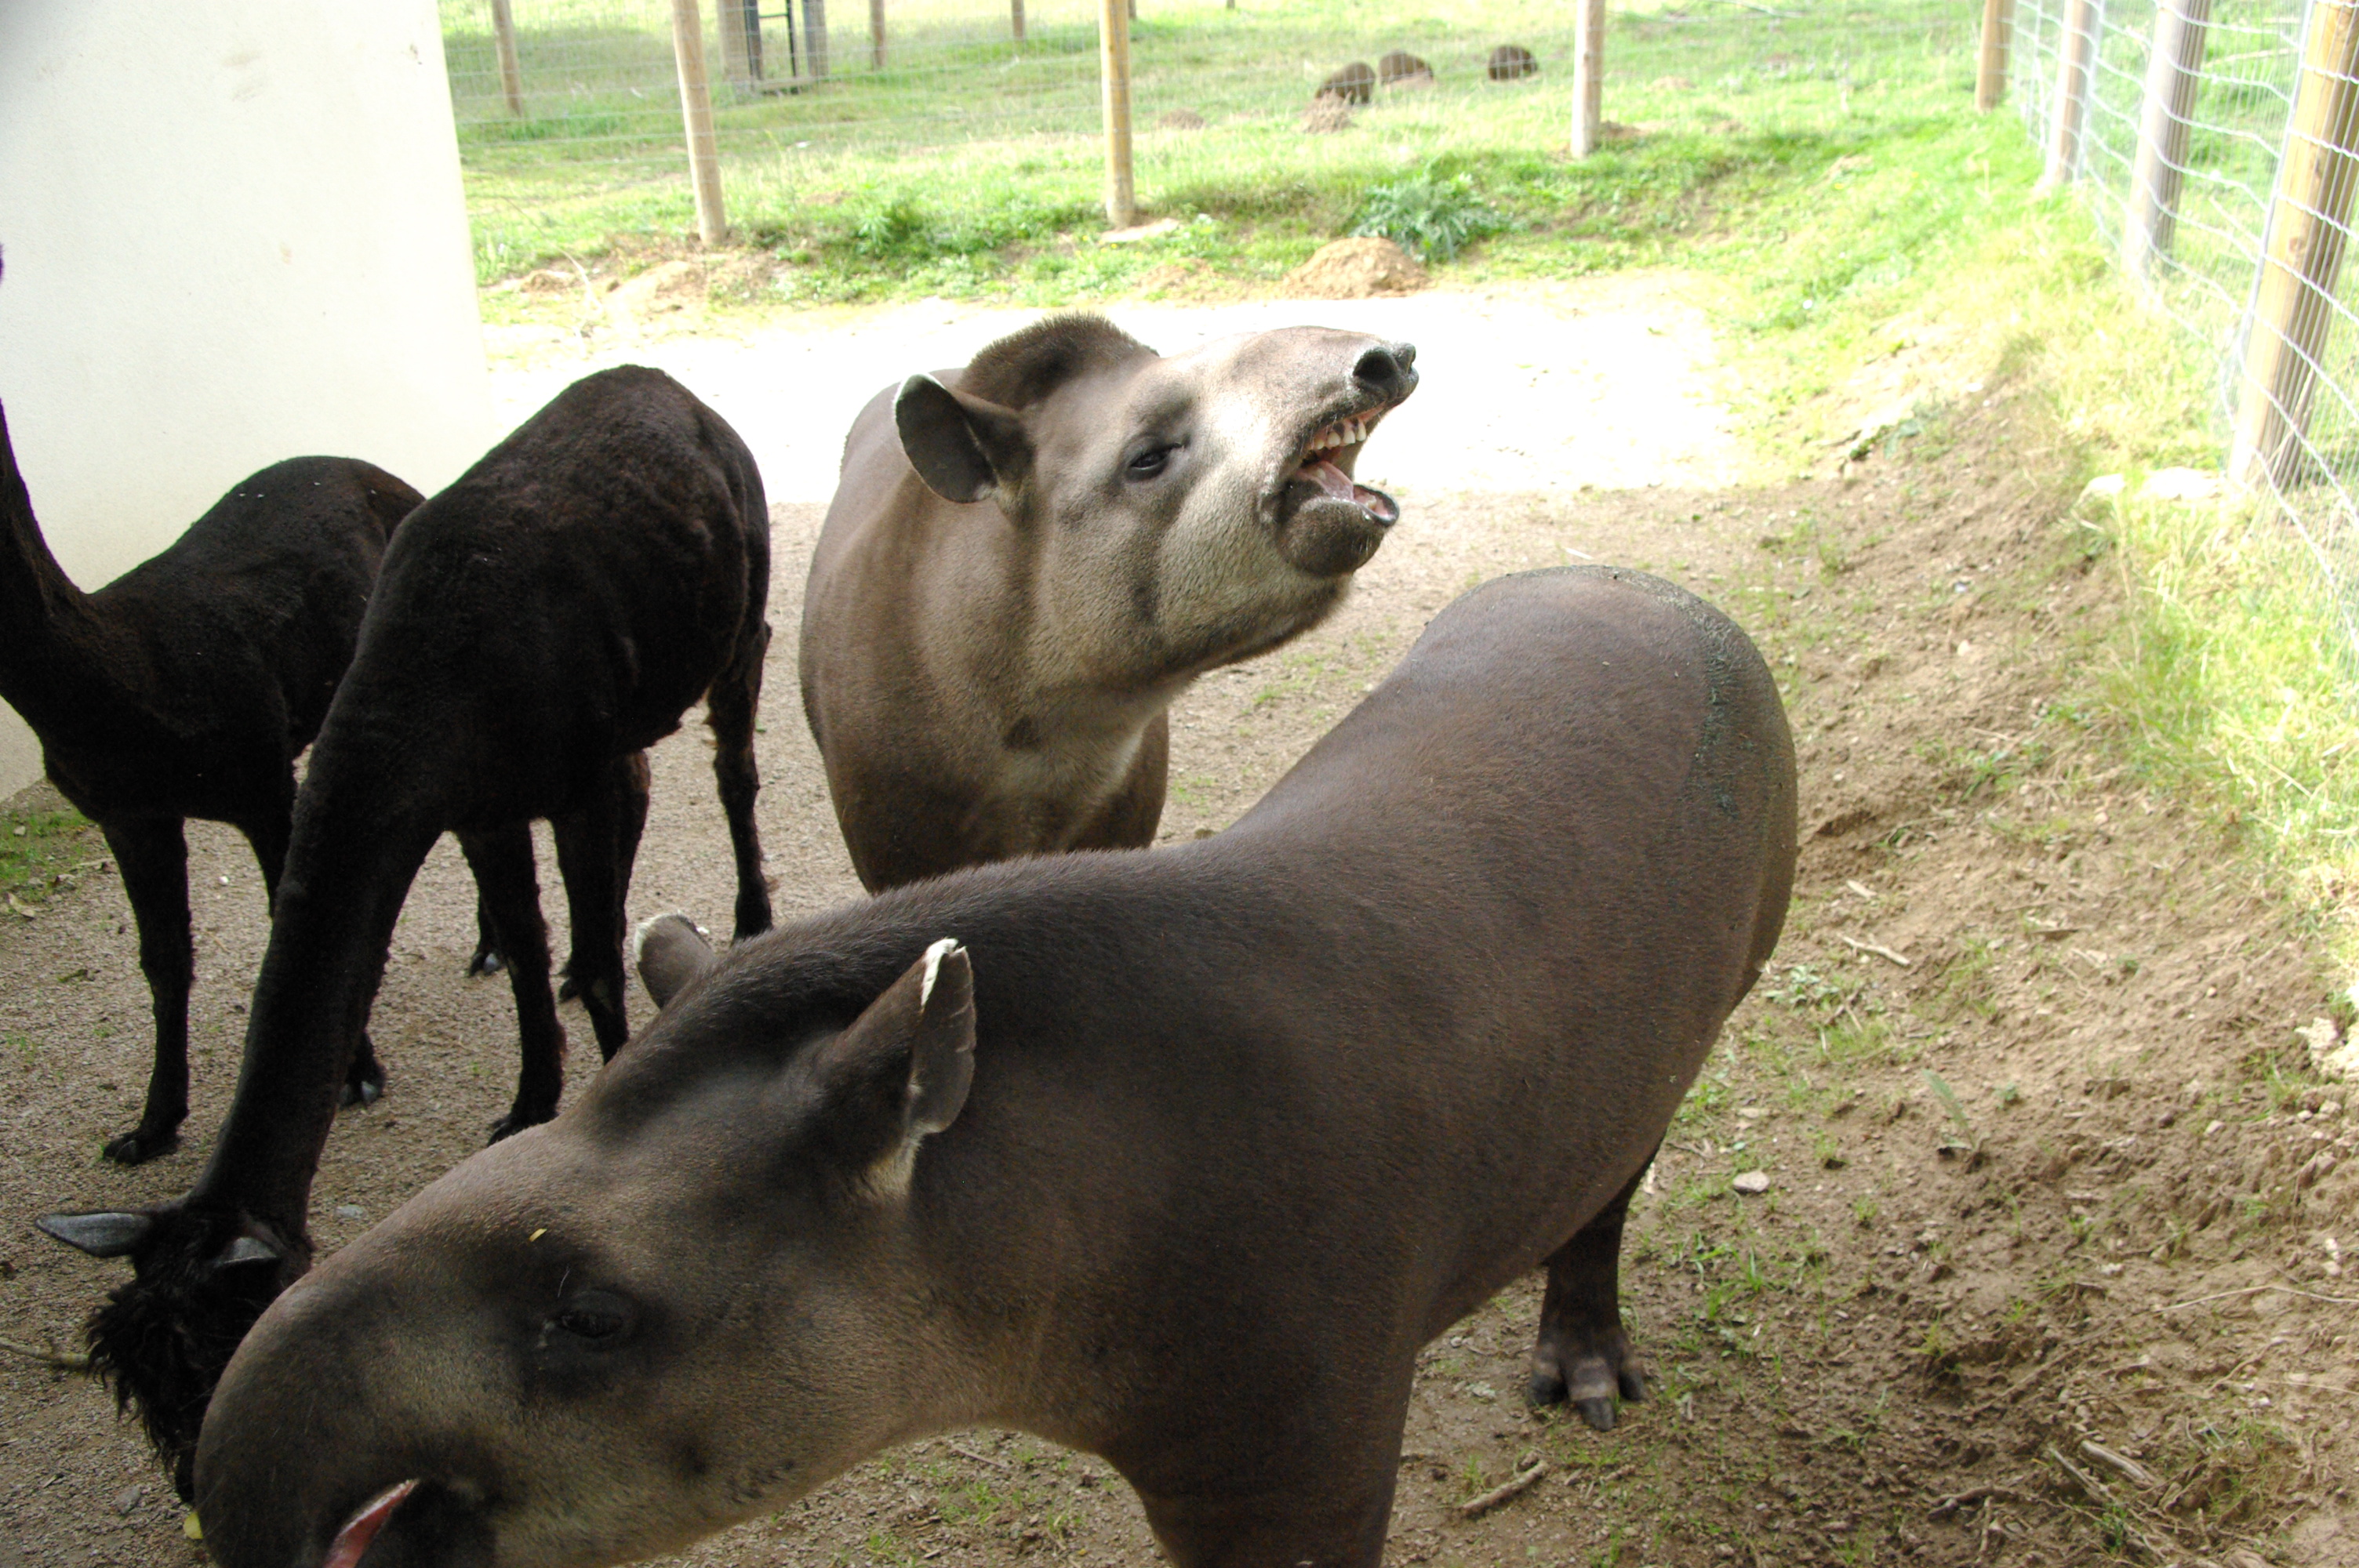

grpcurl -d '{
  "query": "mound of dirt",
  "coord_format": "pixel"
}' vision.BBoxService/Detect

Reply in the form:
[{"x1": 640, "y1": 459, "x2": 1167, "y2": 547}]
[
  {"x1": 1154, "y1": 108, "x2": 1205, "y2": 130},
  {"x1": 1280, "y1": 236, "x2": 1427, "y2": 298},
  {"x1": 1300, "y1": 94, "x2": 1353, "y2": 134},
  {"x1": 605, "y1": 260, "x2": 704, "y2": 317}
]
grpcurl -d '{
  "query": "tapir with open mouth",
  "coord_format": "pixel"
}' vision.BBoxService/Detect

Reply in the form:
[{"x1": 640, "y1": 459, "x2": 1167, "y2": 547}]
[
  {"x1": 195, "y1": 564, "x2": 1797, "y2": 1568},
  {"x1": 801, "y1": 311, "x2": 1419, "y2": 891}
]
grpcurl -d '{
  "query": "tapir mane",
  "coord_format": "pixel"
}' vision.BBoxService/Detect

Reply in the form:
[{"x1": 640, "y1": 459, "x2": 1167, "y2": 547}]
[{"x1": 958, "y1": 314, "x2": 1155, "y2": 407}]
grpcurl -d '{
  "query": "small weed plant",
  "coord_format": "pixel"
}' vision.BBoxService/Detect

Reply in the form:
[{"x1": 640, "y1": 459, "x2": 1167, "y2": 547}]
[{"x1": 1350, "y1": 170, "x2": 1506, "y2": 263}]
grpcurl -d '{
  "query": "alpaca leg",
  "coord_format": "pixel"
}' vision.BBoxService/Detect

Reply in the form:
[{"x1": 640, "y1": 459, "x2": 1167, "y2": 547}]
[
  {"x1": 237, "y1": 792, "x2": 292, "y2": 910},
  {"x1": 551, "y1": 755, "x2": 642, "y2": 1062},
  {"x1": 553, "y1": 754, "x2": 647, "y2": 1007},
  {"x1": 234, "y1": 804, "x2": 386, "y2": 1107},
  {"x1": 615, "y1": 747, "x2": 652, "y2": 912},
  {"x1": 466, "y1": 891, "x2": 506, "y2": 978},
  {"x1": 707, "y1": 622, "x2": 773, "y2": 942},
  {"x1": 456, "y1": 822, "x2": 565, "y2": 1139},
  {"x1": 99, "y1": 818, "x2": 192, "y2": 1164}
]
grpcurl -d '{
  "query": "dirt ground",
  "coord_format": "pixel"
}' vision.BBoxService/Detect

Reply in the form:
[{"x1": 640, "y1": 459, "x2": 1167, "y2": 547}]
[{"x1": 2, "y1": 281, "x2": 2354, "y2": 1568}]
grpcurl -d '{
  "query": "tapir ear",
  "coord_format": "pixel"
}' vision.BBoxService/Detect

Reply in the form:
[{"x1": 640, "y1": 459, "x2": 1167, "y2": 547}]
[
  {"x1": 806, "y1": 938, "x2": 976, "y2": 1193},
  {"x1": 894, "y1": 376, "x2": 1031, "y2": 505},
  {"x1": 36, "y1": 1210, "x2": 152, "y2": 1258},
  {"x1": 634, "y1": 912, "x2": 718, "y2": 1010}
]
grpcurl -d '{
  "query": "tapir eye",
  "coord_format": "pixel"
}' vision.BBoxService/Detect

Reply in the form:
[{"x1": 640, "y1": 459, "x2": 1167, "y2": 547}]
[
  {"x1": 544, "y1": 1290, "x2": 636, "y2": 1346},
  {"x1": 1124, "y1": 441, "x2": 1178, "y2": 480}
]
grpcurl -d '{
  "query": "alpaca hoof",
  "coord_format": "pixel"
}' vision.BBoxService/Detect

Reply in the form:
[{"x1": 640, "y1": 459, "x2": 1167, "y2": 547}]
[
  {"x1": 101, "y1": 1126, "x2": 180, "y2": 1165},
  {"x1": 467, "y1": 946, "x2": 506, "y2": 978},
  {"x1": 340, "y1": 1067, "x2": 386, "y2": 1109},
  {"x1": 555, "y1": 971, "x2": 582, "y2": 1004},
  {"x1": 486, "y1": 1103, "x2": 555, "y2": 1144}
]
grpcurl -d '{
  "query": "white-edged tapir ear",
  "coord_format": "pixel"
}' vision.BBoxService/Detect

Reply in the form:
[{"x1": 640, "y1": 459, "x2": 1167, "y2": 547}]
[
  {"x1": 807, "y1": 938, "x2": 976, "y2": 1196},
  {"x1": 634, "y1": 912, "x2": 717, "y2": 1010},
  {"x1": 893, "y1": 376, "x2": 1031, "y2": 505},
  {"x1": 36, "y1": 1209, "x2": 153, "y2": 1258}
]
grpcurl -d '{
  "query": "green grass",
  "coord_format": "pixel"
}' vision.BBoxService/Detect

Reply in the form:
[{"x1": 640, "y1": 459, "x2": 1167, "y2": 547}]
[
  {"x1": 1, "y1": 807, "x2": 96, "y2": 913},
  {"x1": 449, "y1": 0, "x2": 1973, "y2": 294}
]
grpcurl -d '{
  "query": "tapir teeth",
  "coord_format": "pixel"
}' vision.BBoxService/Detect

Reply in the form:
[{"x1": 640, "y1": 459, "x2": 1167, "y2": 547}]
[{"x1": 1299, "y1": 407, "x2": 1393, "y2": 469}]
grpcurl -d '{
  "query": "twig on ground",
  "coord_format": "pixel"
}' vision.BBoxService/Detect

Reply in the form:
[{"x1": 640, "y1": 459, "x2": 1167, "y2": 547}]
[
  {"x1": 1840, "y1": 933, "x2": 1912, "y2": 967},
  {"x1": 0, "y1": 1336, "x2": 89, "y2": 1371},
  {"x1": 2079, "y1": 1439, "x2": 2159, "y2": 1489},
  {"x1": 1459, "y1": 1461, "x2": 1547, "y2": 1519},
  {"x1": 945, "y1": 1442, "x2": 1012, "y2": 1472},
  {"x1": 1929, "y1": 1485, "x2": 2021, "y2": 1519},
  {"x1": 2045, "y1": 1444, "x2": 2114, "y2": 1505},
  {"x1": 2158, "y1": 1283, "x2": 2359, "y2": 1312}
]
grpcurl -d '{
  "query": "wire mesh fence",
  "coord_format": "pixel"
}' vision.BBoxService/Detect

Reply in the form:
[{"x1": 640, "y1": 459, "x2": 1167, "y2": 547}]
[
  {"x1": 439, "y1": 0, "x2": 1973, "y2": 279},
  {"x1": 2010, "y1": 0, "x2": 2359, "y2": 658}
]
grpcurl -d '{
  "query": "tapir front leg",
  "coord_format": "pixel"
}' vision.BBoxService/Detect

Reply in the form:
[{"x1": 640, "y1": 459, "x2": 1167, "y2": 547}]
[
  {"x1": 1125, "y1": 1373, "x2": 1409, "y2": 1568},
  {"x1": 1526, "y1": 1152, "x2": 1653, "y2": 1429},
  {"x1": 1132, "y1": 1446, "x2": 1401, "y2": 1568}
]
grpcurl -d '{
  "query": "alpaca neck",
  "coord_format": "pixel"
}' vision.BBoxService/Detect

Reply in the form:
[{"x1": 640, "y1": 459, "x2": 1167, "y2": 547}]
[
  {"x1": 193, "y1": 773, "x2": 444, "y2": 1229},
  {"x1": 0, "y1": 405, "x2": 114, "y2": 730}
]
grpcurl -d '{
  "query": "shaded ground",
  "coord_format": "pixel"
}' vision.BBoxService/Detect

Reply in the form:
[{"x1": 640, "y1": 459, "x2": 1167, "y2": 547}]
[{"x1": 1, "y1": 292, "x2": 2353, "y2": 1568}]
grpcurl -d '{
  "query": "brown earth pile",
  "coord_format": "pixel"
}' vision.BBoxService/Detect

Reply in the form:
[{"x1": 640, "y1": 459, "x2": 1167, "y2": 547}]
[{"x1": 1280, "y1": 236, "x2": 1428, "y2": 299}]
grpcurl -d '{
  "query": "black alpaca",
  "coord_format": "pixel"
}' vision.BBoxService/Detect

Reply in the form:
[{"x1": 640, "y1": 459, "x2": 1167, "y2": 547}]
[
  {"x1": 39, "y1": 365, "x2": 777, "y2": 1494},
  {"x1": 0, "y1": 399, "x2": 421, "y2": 1162}
]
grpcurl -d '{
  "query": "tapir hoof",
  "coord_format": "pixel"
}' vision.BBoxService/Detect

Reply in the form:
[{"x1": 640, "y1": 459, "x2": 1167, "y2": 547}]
[
  {"x1": 101, "y1": 1124, "x2": 180, "y2": 1165},
  {"x1": 1528, "y1": 1356, "x2": 1645, "y2": 1430}
]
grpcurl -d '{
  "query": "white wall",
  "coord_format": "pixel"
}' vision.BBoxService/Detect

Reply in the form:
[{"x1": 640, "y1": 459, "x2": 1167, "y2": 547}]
[{"x1": 0, "y1": 2, "x2": 495, "y2": 799}]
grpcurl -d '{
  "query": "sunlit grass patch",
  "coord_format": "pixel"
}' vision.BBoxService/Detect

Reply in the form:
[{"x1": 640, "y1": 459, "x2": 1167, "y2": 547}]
[{"x1": 0, "y1": 806, "x2": 96, "y2": 914}]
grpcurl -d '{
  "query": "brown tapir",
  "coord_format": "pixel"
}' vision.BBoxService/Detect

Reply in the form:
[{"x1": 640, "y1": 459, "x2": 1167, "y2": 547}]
[
  {"x1": 194, "y1": 565, "x2": 1797, "y2": 1568},
  {"x1": 800, "y1": 313, "x2": 1417, "y2": 891}
]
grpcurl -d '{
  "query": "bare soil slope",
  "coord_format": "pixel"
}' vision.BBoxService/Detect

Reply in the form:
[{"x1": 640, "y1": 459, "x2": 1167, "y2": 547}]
[{"x1": 2, "y1": 374, "x2": 2351, "y2": 1566}]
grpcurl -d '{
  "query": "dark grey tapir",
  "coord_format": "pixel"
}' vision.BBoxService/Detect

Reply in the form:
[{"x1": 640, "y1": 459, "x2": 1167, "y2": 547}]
[
  {"x1": 801, "y1": 313, "x2": 1418, "y2": 891},
  {"x1": 194, "y1": 566, "x2": 1797, "y2": 1568}
]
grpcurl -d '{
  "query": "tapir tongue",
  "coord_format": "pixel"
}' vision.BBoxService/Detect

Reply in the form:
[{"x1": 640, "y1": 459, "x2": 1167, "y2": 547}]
[
  {"x1": 323, "y1": 1479, "x2": 417, "y2": 1568},
  {"x1": 1298, "y1": 457, "x2": 1399, "y2": 524}
]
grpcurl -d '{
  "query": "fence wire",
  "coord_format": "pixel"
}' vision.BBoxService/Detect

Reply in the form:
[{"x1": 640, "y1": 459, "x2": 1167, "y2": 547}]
[{"x1": 2013, "y1": 0, "x2": 2359, "y2": 658}]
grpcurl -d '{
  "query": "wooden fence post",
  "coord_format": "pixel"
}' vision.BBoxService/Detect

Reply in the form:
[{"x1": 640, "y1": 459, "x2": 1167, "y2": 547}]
[
  {"x1": 805, "y1": 0, "x2": 831, "y2": 78},
  {"x1": 871, "y1": 0, "x2": 886, "y2": 68},
  {"x1": 1099, "y1": 0, "x2": 1136, "y2": 226},
  {"x1": 1975, "y1": 0, "x2": 2014, "y2": 111},
  {"x1": 491, "y1": 0, "x2": 526, "y2": 115},
  {"x1": 2037, "y1": 0, "x2": 2103, "y2": 190},
  {"x1": 1570, "y1": 0, "x2": 1606, "y2": 156},
  {"x1": 2230, "y1": 0, "x2": 2359, "y2": 488},
  {"x1": 1012, "y1": 0, "x2": 1027, "y2": 42},
  {"x1": 2121, "y1": 0, "x2": 2212, "y2": 280},
  {"x1": 717, "y1": 0, "x2": 755, "y2": 91},
  {"x1": 669, "y1": 0, "x2": 729, "y2": 244}
]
